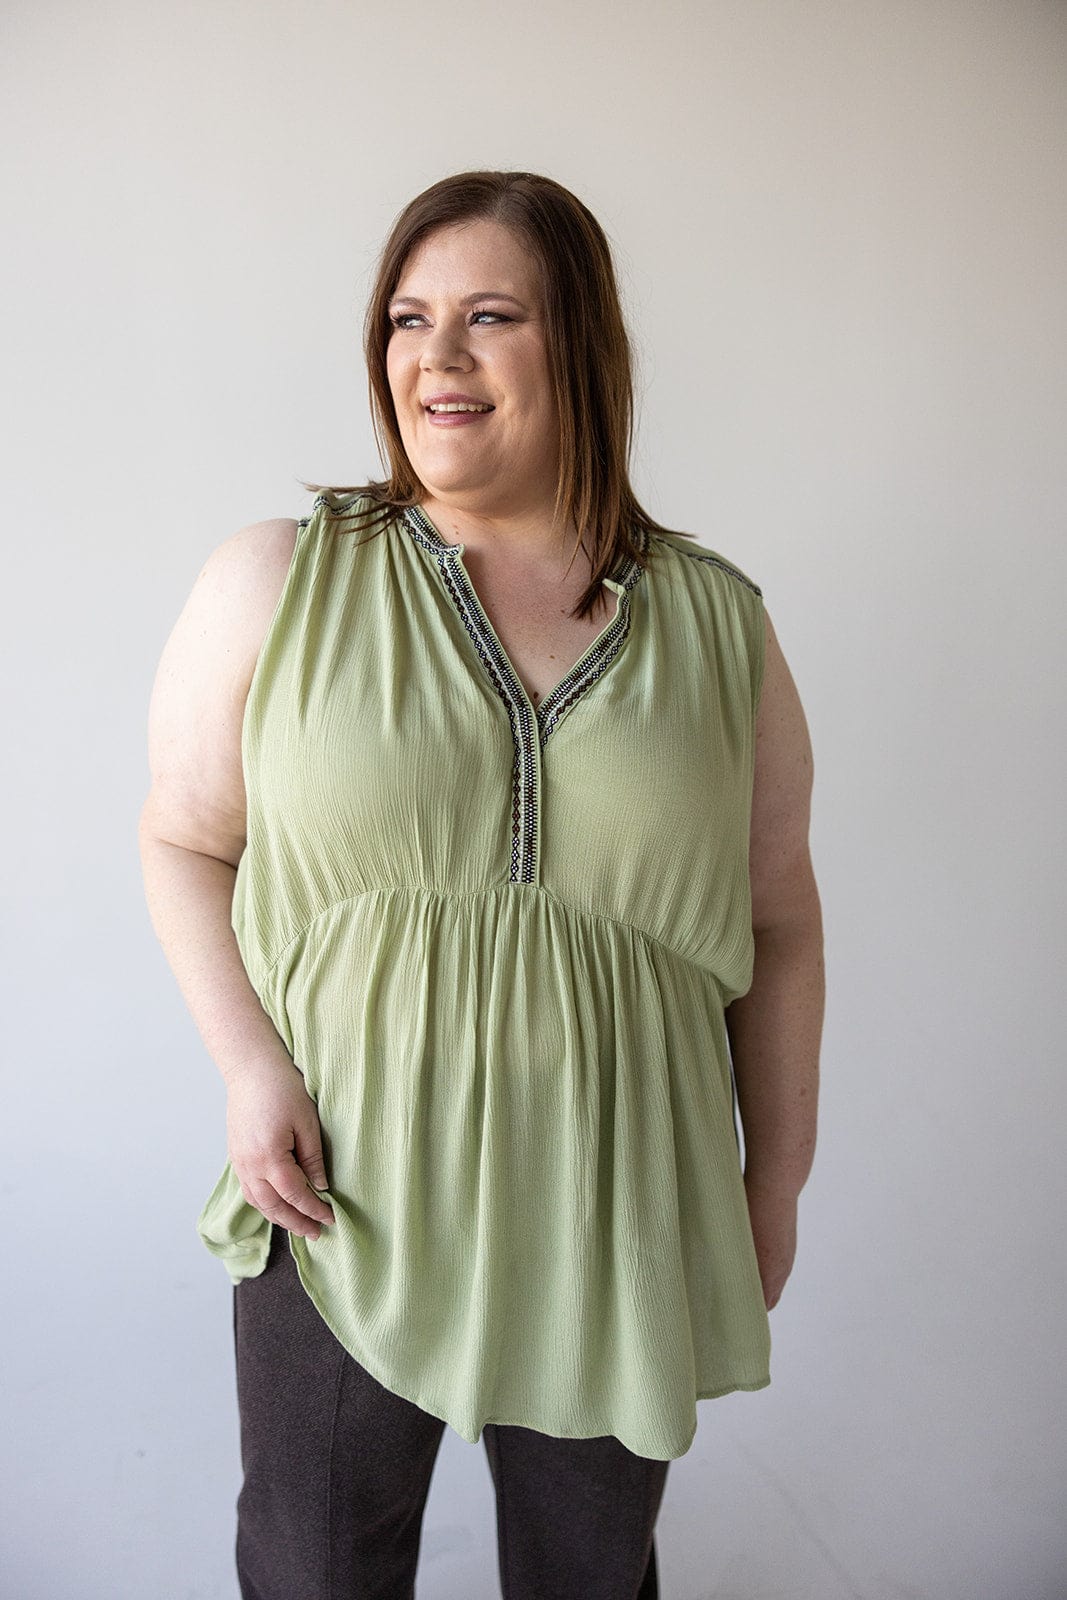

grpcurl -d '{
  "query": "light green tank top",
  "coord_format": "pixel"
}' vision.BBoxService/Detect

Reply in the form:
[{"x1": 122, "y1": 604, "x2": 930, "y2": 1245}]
[{"x1": 198, "y1": 490, "x2": 771, "y2": 1461}]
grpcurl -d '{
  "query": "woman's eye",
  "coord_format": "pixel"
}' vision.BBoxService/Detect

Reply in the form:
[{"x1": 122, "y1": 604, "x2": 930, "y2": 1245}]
[{"x1": 388, "y1": 310, "x2": 509, "y2": 330}]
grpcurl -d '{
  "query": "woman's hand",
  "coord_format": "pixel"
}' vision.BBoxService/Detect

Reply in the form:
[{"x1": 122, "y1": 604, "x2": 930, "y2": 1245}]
[
  {"x1": 744, "y1": 1177, "x2": 798, "y2": 1311},
  {"x1": 226, "y1": 1056, "x2": 335, "y2": 1240}
]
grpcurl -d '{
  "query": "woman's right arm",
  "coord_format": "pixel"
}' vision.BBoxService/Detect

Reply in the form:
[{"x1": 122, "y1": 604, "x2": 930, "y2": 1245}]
[{"x1": 138, "y1": 518, "x2": 334, "y2": 1240}]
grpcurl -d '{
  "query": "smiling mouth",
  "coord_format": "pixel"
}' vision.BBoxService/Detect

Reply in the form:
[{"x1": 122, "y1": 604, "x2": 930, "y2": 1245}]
[{"x1": 425, "y1": 402, "x2": 494, "y2": 414}]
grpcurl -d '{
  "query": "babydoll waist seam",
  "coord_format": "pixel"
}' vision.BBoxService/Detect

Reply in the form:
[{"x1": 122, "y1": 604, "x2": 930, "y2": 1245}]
[{"x1": 251, "y1": 882, "x2": 724, "y2": 990}]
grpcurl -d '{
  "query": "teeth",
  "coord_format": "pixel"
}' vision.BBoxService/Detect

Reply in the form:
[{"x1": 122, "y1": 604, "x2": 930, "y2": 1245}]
[{"x1": 428, "y1": 402, "x2": 492, "y2": 413}]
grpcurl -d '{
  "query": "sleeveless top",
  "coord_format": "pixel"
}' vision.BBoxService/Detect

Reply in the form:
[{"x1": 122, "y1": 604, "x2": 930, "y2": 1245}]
[{"x1": 197, "y1": 490, "x2": 772, "y2": 1462}]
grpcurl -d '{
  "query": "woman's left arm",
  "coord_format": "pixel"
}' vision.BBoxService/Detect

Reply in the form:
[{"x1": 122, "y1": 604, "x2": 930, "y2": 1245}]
[{"x1": 725, "y1": 608, "x2": 825, "y2": 1310}]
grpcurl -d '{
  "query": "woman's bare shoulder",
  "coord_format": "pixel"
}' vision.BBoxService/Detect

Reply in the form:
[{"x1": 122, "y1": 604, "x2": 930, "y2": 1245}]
[
  {"x1": 140, "y1": 517, "x2": 300, "y2": 862},
  {"x1": 211, "y1": 516, "x2": 300, "y2": 675}
]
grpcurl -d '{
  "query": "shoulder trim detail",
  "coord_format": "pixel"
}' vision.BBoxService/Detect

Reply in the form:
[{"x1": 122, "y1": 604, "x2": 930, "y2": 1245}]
[
  {"x1": 650, "y1": 534, "x2": 763, "y2": 598},
  {"x1": 303, "y1": 489, "x2": 384, "y2": 517}
]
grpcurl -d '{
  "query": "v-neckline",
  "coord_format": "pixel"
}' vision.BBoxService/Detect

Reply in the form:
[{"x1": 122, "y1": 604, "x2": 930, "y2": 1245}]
[
  {"x1": 398, "y1": 503, "x2": 649, "y2": 883},
  {"x1": 400, "y1": 502, "x2": 649, "y2": 745}
]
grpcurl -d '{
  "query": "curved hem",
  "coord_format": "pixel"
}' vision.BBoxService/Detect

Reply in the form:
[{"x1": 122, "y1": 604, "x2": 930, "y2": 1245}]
[
  {"x1": 696, "y1": 1376, "x2": 771, "y2": 1401},
  {"x1": 284, "y1": 1233, "x2": 768, "y2": 1464}
]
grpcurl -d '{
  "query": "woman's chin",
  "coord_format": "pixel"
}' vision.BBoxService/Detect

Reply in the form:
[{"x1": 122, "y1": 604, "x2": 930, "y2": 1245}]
[{"x1": 409, "y1": 461, "x2": 496, "y2": 501}]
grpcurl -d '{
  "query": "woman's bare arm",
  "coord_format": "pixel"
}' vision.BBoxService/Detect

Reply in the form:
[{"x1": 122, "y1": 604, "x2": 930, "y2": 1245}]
[
  {"x1": 138, "y1": 518, "x2": 334, "y2": 1239},
  {"x1": 726, "y1": 608, "x2": 824, "y2": 1308}
]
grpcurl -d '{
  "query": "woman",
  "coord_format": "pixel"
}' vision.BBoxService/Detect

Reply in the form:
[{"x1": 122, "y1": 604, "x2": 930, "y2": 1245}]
[{"x1": 140, "y1": 169, "x2": 823, "y2": 1600}]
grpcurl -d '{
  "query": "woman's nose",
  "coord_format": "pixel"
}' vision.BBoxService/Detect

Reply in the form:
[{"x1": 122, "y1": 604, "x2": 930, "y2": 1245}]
[{"x1": 420, "y1": 319, "x2": 474, "y2": 372}]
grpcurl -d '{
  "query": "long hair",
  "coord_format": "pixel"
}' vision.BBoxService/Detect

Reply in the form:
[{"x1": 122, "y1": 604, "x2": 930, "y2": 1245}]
[{"x1": 301, "y1": 169, "x2": 690, "y2": 620}]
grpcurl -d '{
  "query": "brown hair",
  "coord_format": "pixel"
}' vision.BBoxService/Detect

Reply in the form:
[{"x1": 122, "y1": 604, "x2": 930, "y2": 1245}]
[{"x1": 300, "y1": 169, "x2": 690, "y2": 620}]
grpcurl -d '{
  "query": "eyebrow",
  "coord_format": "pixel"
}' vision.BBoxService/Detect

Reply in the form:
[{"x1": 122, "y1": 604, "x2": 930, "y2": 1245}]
[{"x1": 387, "y1": 292, "x2": 528, "y2": 310}]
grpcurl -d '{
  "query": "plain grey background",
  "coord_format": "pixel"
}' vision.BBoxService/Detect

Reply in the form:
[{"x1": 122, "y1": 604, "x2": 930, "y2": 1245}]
[{"x1": 3, "y1": 2, "x2": 1064, "y2": 1597}]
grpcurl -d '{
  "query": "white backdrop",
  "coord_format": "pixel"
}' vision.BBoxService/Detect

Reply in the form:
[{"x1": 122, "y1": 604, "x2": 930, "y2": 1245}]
[{"x1": 3, "y1": 2, "x2": 1064, "y2": 1597}]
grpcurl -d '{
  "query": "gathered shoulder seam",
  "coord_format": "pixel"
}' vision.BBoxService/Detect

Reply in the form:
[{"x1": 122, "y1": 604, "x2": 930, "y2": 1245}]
[{"x1": 649, "y1": 533, "x2": 762, "y2": 598}]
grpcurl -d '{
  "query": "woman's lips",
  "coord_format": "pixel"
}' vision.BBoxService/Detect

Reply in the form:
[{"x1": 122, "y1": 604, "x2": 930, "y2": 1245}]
[{"x1": 424, "y1": 408, "x2": 494, "y2": 427}]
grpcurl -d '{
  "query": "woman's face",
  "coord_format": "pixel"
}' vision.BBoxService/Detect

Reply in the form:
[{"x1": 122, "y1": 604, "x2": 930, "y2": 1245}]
[{"x1": 386, "y1": 218, "x2": 562, "y2": 519}]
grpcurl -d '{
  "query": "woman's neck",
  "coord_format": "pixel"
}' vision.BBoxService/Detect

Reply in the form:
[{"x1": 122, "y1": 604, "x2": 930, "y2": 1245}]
[{"x1": 415, "y1": 491, "x2": 586, "y2": 571}]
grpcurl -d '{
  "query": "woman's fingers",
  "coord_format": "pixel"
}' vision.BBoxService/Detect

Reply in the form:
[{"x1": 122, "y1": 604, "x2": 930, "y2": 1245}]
[
  {"x1": 257, "y1": 1192, "x2": 323, "y2": 1238},
  {"x1": 243, "y1": 1177, "x2": 322, "y2": 1238},
  {"x1": 225, "y1": 1058, "x2": 336, "y2": 1234},
  {"x1": 292, "y1": 1114, "x2": 333, "y2": 1217},
  {"x1": 267, "y1": 1152, "x2": 335, "y2": 1226},
  {"x1": 240, "y1": 1157, "x2": 334, "y2": 1237}
]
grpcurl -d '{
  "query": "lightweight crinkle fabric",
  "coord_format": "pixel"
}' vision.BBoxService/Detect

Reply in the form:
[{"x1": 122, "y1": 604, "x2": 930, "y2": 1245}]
[{"x1": 198, "y1": 490, "x2": 772, "y2": 1462}]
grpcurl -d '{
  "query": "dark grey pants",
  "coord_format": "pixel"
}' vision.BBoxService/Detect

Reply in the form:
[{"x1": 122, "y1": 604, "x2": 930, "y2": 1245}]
[{"x1": 233, "y1": 1225, "x2": 670, "y2": 1599}]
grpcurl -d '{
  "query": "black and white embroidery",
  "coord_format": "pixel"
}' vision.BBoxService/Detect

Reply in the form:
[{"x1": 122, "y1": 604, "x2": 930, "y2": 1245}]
[
  {"x1": 654, "y1": 536, "x2": 762, "y2": 597},
  {"x1": 402, "y1": 504, "x2": 647, "y2": 884}
]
